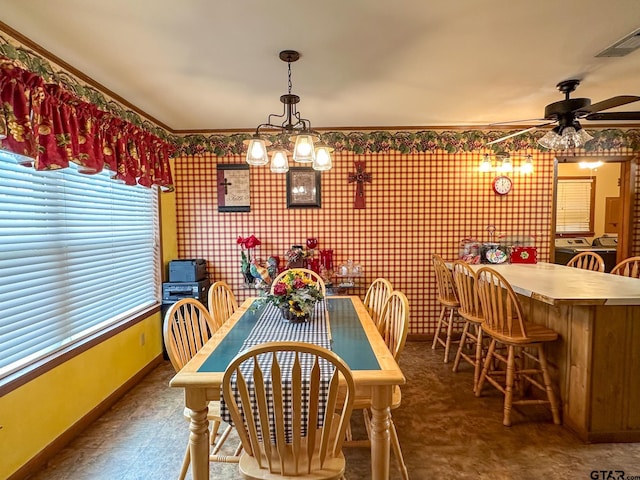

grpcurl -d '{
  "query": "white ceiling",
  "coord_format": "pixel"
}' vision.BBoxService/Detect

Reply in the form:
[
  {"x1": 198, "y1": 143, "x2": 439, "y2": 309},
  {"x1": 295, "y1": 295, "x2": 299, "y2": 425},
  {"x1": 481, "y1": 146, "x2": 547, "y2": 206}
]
[{"x1": 1, "y1": 0, "x2": 640, "y2": 133}]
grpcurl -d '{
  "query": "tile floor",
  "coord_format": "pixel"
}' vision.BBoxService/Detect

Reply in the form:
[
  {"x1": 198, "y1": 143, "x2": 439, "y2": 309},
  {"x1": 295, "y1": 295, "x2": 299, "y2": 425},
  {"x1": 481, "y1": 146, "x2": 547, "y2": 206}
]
[{"x1": 27, "y1": 342, "x2": 640, "y2": 480}]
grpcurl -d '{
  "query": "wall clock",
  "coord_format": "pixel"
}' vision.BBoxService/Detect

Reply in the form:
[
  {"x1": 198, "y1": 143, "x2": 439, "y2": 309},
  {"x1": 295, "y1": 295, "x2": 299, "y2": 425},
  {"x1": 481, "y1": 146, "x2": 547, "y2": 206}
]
[{"x1": 492, "y1": 176, "x2": 513, "y2": 195}]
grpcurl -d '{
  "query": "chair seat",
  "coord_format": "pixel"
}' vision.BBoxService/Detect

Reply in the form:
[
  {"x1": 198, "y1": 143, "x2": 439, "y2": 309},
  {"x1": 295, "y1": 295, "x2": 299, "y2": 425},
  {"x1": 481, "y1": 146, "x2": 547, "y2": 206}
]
[{"x1": 483, "y1": 321, "x2": 558, "y2": 345}]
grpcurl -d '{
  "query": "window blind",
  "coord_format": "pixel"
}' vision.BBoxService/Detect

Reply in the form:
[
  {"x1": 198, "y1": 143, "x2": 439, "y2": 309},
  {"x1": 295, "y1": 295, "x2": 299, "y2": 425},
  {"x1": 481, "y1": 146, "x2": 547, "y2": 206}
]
[
  {"x1": 556, "y1": 178, "x2": 594, "y2": 233},
  {"x1": 0, "y1": 152, "x2": 160, "y2": 380}
]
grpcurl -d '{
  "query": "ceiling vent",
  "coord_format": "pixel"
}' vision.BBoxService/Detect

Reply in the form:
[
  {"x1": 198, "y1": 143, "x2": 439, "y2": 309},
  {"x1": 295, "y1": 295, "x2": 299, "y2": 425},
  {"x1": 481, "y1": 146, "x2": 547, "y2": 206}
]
[{"x1": 596, "y1": 28, "x2": 640, "y2": 57}]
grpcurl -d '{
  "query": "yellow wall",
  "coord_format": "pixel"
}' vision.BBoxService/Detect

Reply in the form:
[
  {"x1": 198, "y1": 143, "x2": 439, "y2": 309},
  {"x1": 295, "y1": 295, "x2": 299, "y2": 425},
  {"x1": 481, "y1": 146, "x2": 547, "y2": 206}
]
[
  {"x1": 0, "y1": 313, "x2": 163, "y2": 478},
  {"x1": 161, "y1": 159, "x2": 179, "y2": 279}
]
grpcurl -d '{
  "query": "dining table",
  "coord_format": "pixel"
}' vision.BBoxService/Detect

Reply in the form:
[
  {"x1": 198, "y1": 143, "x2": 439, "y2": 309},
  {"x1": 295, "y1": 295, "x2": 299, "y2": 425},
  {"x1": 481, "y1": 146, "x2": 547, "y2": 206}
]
[{"x1": 169, "y1": 295, "x2": 406, "y2": 480}]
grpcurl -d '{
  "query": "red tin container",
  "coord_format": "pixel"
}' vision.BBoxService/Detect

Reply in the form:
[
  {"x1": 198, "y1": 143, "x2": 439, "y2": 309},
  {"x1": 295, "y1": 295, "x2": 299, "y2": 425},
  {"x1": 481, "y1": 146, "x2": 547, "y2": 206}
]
[{"x1": 510, "y1": 246, "x2": 537, "y2": 264}]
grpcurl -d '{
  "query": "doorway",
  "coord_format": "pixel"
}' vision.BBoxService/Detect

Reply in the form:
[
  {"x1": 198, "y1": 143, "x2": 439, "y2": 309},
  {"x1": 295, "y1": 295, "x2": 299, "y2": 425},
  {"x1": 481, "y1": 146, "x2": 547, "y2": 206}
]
[{"x1": 551, "y1": 155, "x2": 636, "y2": 266}]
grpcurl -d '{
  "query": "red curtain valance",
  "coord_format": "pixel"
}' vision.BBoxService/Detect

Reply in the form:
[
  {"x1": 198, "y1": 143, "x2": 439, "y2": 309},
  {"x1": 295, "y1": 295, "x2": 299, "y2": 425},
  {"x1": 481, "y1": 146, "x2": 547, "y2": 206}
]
[{"x1": 0, "y1": 57, "x2": 173, "y2": 188}]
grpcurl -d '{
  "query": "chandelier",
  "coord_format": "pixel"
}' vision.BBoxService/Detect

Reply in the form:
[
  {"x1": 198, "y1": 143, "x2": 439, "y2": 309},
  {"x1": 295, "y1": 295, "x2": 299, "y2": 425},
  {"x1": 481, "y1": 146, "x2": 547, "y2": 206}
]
[{"x1": 244, "y1": 50, "x2": 332, "y2": 173}]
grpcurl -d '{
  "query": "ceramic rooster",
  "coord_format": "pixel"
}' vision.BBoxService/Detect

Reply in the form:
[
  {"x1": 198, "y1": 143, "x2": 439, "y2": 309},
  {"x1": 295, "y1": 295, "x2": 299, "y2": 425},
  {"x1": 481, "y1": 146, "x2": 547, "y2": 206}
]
[
  {"x1": 267, "y1": 256, "x2": 280, "y2": 281},
  {"x1": 250, "y1": 259, "x2": 271, "y2": 285}
]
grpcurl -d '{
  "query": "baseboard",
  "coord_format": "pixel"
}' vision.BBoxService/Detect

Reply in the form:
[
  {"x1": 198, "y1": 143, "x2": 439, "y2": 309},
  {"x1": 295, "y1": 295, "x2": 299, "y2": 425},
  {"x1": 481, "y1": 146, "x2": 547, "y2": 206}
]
[{"x1": 9, "y1": 354, "x2": 164, "y2": 480}]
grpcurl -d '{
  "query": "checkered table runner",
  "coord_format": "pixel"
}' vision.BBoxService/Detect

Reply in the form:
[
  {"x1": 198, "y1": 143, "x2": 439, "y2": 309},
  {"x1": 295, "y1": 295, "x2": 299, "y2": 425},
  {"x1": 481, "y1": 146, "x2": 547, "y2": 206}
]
[{"x1": 220, "y1": 300, "x2": 333, "y2": 443}]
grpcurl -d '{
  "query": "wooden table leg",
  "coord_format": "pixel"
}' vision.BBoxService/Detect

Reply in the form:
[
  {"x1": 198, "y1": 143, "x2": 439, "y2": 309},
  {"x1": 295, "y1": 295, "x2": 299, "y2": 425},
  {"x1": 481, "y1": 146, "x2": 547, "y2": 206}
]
[
  {"x1": 186, "y1": 389, "x2": 210, "y2": 480},
  {"x1": 369, "y1": 385, "x2": 392, "y2": 480}
]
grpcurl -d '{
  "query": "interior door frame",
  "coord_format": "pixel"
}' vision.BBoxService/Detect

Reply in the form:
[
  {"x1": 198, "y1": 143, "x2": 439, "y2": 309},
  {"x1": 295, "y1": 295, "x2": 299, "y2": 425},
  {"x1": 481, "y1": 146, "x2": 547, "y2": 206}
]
[{"x1": 550, "y1": 155, "x2": 636, "y2": 265}]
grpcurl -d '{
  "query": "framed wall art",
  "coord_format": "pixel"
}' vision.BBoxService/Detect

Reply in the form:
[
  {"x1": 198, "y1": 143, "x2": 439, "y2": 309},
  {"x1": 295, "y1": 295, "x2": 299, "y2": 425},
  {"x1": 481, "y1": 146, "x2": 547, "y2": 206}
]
[
  {"x1": 286, "y1": 167, "x2": 321, "y2": 208},
  {"x1": 217, "y1": 164, "x2": 250, "y2": 212}
]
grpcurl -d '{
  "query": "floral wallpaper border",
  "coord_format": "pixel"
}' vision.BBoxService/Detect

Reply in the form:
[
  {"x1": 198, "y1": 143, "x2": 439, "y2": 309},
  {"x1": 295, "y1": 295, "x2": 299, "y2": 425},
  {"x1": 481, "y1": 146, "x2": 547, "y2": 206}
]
[
  {"x1": 2, "y1": 32, "x2": 639, "y2": 157},
  {"x1": 176, "y1": 128, "x2": 640, "y2": 157}
]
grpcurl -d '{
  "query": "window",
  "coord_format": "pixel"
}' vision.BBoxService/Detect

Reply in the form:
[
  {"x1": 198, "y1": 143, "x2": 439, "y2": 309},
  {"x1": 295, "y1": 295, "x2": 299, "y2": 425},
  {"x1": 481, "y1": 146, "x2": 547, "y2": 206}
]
[
  {"x1": 556, "y1": 176, "x2": 596, "y2": 236},
  {"x1": 0, "y1": 152, "x2": 160, "y2": 382}
]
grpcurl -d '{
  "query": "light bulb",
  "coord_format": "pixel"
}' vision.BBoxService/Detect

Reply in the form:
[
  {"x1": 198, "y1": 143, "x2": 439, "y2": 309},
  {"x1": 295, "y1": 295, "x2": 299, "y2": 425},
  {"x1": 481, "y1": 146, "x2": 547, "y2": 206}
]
[
  {"x1": 479, "y1": 154, "x2": 492, "y2": 172},
  {"x1": 501, "y1": 157, "x2": 513, "y2": 172},
  {"x1": 520, "y1": 156, "x2": 534, "y2": 174},
  {"x1": 313, "y1": 145, "x2": 333, "y2": 171},
  {"x1": 270, "y1": 150, "x2": 289, "y2": 173},
  {"x1": 245, "y1": 138, "x2": 269, "y2": 166},
  {"x1": 293, "y1": 134, "x2": 315, "y2": 163}
]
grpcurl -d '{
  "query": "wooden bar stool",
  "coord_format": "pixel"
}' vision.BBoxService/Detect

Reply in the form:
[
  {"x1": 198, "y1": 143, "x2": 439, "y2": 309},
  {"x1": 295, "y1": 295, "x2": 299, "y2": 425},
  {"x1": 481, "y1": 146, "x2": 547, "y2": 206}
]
[
  {"x1": 431, "y1": 254, "x2": 463, "y2": 363},
  {"x1": 475, "y1": 267, "x2": 562, "y2": 427},
  {"x1": 451, "y1": 260, "x2": 485, "y2": 392}
]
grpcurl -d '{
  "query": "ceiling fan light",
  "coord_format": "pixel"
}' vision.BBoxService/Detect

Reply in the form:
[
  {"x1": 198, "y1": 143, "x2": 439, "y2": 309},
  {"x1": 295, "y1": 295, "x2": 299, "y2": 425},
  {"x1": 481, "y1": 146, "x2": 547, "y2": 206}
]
[
  {"x1": 313, "y1": 144, "x2": 333, "y2": 171},
  {"x1": 576, "y1": 128, "x2": 594, "y2": 145},
  {"x1": 270, "y1": 149, "x2": 290, "y2": 173},
  {"x1": 245, "y1": 137, "x2": 269, "y2": 166},
  {"x1": 537, "y1": 128, "x2": 563, "y2": 149},
  {"x1": 292, "y1": 133, "x2": 316, "y2": 163},
  {"x1": 479, "y1": 154, "x2": 492, "y2": 172}
]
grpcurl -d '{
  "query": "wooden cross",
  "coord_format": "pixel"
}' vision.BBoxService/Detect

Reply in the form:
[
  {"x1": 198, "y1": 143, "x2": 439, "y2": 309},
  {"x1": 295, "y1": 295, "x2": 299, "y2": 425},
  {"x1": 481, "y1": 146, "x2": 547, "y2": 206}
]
[
  {"x1": 348, "y1": 161, "x2": 372, "y2": 209},
  {"x1": 219, "y1": 177, "x2": 232, "y2": 194}
]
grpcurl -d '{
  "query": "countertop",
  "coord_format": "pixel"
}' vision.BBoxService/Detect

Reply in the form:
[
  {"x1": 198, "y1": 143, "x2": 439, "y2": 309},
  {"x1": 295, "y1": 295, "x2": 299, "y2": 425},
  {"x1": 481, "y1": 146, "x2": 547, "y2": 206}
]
[{"x1": 455, "y1": 262, "x2": 640, "y2": 306}]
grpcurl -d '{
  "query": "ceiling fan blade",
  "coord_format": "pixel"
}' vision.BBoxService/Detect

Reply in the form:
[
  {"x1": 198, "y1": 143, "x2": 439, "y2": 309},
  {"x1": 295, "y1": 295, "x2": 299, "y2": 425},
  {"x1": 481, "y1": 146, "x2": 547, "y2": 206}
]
[
  {"x1": 489, "y1": 118, "x2": 546, "y2": 126},
  {"x1": 580, "y1": 95, "x2": 640, "y2": 114},
  {"x1": 585, "y1": 111, "x2": 640, "y2": 121},
  {"x1": 486, "y1": 123, "x2": 553, "y2": 145}
]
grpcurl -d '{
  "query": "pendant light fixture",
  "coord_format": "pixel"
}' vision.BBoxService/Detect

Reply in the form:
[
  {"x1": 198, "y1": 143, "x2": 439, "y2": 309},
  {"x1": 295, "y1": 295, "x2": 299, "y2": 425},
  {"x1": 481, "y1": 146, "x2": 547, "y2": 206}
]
[{"x1": 244, "y1": 50, "x2": 331, "y2": 172}]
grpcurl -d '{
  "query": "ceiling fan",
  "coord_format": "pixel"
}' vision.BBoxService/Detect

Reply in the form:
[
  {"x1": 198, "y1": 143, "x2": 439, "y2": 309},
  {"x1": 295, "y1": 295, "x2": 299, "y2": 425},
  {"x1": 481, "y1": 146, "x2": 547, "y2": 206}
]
[{"x1": 487, "y1": 79, "x2": 640, "y2": 148}]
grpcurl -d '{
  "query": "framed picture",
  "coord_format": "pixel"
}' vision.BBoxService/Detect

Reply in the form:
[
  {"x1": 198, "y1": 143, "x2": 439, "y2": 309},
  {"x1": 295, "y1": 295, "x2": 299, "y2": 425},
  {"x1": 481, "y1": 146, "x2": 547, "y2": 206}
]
[
  {"x1": 286, "y1": 167, "x2": 321, "y2": 208},
  {"x1": 217, "y1": 164, "x2": 250, "y2": 212}
]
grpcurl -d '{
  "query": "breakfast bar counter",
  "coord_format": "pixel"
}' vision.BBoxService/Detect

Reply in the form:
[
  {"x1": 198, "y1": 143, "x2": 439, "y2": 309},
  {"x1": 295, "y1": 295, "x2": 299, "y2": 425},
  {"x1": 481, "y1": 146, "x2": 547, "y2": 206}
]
[{"x1": 463, "y1": 262, "x2": 640, "y2": 442}]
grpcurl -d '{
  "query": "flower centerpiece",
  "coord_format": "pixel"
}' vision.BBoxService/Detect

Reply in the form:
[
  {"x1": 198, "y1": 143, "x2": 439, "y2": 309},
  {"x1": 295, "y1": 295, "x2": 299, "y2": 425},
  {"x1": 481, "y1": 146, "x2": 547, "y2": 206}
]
[
  {"x1": 267, "y1": 269, "x2": 324, "y2": 322},
  {"x1": 237, "y1": 235, "x2": 261, "y2": 285}
]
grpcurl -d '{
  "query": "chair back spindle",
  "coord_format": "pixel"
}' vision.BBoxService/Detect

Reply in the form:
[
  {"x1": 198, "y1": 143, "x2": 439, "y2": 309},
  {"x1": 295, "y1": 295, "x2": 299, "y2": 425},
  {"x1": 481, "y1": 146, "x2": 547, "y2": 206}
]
[
  {"x1": 364, "y1": 278, "x2": 393, "y2": 332},
  {"x1": 611, "y1": 256, "x2": 640, "y2": 278},
  {"x1": 208, "y1": 280, "x2": 239, "y2": 329},
  {"x1": 378, "y1": 290, "x2": 409, "y2": 361},
  {"x1": 476, "y1": 267, "x2": 527, "y2": 339},
  {"x1": 566, "y1": 251, "x2": 605, "y2": 272},
  {"x1": 452, "y1": 261, "x2": 483, "y2": 322}
]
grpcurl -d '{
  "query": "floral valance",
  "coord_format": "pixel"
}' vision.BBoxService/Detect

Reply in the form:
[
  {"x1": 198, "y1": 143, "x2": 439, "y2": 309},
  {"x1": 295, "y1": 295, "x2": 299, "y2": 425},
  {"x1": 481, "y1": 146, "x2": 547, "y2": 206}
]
[{"x1": 0, "y1": 56, "x2": 173, "y2": 188}]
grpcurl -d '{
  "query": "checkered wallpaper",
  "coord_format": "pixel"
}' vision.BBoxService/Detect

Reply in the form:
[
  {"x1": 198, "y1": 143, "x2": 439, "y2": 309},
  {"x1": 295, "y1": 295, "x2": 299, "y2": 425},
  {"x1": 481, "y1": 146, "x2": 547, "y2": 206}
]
[{"x1": 173, "y1": 149, "x2": 640, "y2": 335}]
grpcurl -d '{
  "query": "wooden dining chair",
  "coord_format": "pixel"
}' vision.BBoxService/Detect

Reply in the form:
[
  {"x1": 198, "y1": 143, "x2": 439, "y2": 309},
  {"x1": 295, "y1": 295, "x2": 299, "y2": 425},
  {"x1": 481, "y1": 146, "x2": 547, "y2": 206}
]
[
  {"x1": 363, "y1": 277, "x2": 393, "y2": 332},
  {"x1": 270, "y1": 268, "x2": 327, "y2": 296},
  {"x1": 351, "y1": 290, "x2": 410, "y2": 480},
  {"x1": 222, "y1": 341, "x2": 355, "y2": 479},
  {"x1": 566, "y1": 251, "x2": 605, "y2": 272},
  {"x1": 207, "y1": 280, "x2": 239, "y2": 329},
  {"x1": 451, "y1": 260, "x2": 485, "y2": 392},
  {"x1": 432, "y1": 254, "x2": 464, "y2": 363},
  {"x1": 475, "y1": 267, "x2": 562, "y2": 427},
  {"x1": 611, "y1": 256, "x2": 640, "y2": 278},
  {"x1": 163, "y1": 298, "x2": 241, "y2": 479}
]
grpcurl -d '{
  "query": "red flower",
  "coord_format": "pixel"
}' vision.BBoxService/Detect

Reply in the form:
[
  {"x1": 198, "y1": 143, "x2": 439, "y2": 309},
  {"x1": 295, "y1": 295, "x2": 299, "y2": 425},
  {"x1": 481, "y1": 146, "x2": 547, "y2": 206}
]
[
  {"x1": 243, "y1": 235, "x2": 261, "y2": 249},
  {"x1": 273, "y1": 282, "x2": 288, "y2": 296},
  {"x1": 237, "y1": 235, "x2": 245, "y2": 246},
  {"x1": 293, "y1": 278, "x2": 306, "y2": 289}
]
